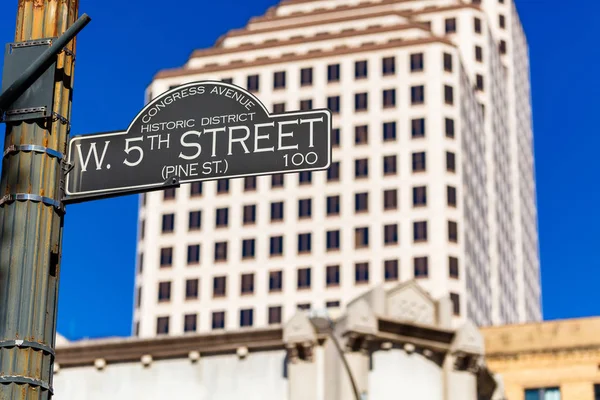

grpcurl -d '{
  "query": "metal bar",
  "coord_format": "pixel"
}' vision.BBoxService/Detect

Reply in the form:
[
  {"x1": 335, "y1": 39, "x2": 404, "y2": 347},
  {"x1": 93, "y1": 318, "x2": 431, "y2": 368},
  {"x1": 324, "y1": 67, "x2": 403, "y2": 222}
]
[
  {"x1": 0, "y1": 13, "x2": 90, "y2": 112},
  {"x1": 326, "y1": 319, "x2": 362, "y2": 400},
  {"x1": 0, "y1": 0, "x2": 82, "y2": 398}
]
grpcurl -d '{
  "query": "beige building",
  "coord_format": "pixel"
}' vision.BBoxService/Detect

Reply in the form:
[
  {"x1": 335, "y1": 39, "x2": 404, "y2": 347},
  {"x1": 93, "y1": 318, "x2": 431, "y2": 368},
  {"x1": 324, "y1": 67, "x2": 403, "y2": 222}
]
[
  {"x1": 134, "y1": 0, "x2": 540, "y2": 337},
  {"x1": 482, "y1": 317, "x2": 600, "y2": 400},
  {"x1": 53, "y1": 281, "x2": 503, "y2": 399}
]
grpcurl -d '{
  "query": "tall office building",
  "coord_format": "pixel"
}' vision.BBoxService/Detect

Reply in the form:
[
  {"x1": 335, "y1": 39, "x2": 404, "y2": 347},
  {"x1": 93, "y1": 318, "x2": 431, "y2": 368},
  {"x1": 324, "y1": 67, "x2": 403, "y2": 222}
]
[{"x1": 134, "y1": 0, "x2": 540, "y2": 337}]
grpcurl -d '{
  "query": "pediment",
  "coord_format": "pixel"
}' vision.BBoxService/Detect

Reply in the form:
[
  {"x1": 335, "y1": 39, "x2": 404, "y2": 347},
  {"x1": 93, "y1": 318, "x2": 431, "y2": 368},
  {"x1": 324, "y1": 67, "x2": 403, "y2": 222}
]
[
  {"x1": 283, "y1": 311, "x2": 317, "y2": 345},
  {"x1": 385, "y1": 281, "x2": 435, "y2": 326},
  {"x1": 451, "y1": 320, "x2": 484, "y2": 356},
  {"x1": 346, "y1": 298, "x2": 378, "y2": 335}
]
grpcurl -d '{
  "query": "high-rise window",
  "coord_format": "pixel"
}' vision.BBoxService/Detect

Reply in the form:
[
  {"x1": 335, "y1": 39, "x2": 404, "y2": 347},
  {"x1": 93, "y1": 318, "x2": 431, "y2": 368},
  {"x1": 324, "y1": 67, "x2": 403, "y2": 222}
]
[
  {"x1": 410, "y1": 53, "x2": 424, "y2": 72},
  {"x1": 190, "y1": 182, "x2": 202, "y2": 197},
  {"x1": 140, "y1": 220, "x2": 145, "y2": 240},
  {"x1": 355, "y1": 60, "x2": 368, "y2": 79},
  {"x1": 475, "y1": 46, "x2": 483, "y2": 62},
  {"x1": 499, "y1": 40, "x2": 507, "y2": 54},
  {"x1": 271, "y1": 174, "x2": 284, "y2": 188},
  {"x1": 187, "y1": 244, "x2": 200, "y2": 265},
  {"x1": 411, "y1": 85, "x2": 425, "y2": 105},
  {"x1": 297, "y1": 268, "x2": 311, "y2": 289},
  {"x1": 474, "y1": 17, "x2": 482, "y2": 33},
  {"x1": 156, "y1": 317, "x2": 169, "y2": 335},
  {"x1": 355, "y1": 93, "x2": 368, "y2": 111},
  {"x1": 160, "y1": 247, "x2": 173, "y2": 267},
  {"x1": 186, "y1": 279, "x2": 199, "y2": 300},
  {"x1": 446, "y1": 151, "x2": 456, "y2": 172},
  {"x1": 327, "y1": 195, "x2": 340, "y2": 216},
  {"x1": 242, "y1": 239, "x2": 255, "y2": 259},
  {"x1": 298, "y1": 233, "x2": 312, "y2": 254},
  {"x1": 271, "y1": 201, "x2": 284, "y2": 222},
  {"x1": 448, "y1": 221, "x2": 458, "y2": 243},
  {"x1": 136, "y1": 287, "x2": 142, "y2": 309},
  {"x1": 138, "y1": 253, "x2": 144, "y2": 274},
  {"x1": 383, "y1": 155, "x2": 397, "y2": 175},
  {"x1": 499, "y1": 14, "x2": 506, "y2": 28},
  {"x1": 443, "y1": 53, "x2": 453, "y2": 72},
  {"x1": 162, "y1": 214, "x2": 174, "y2": 233},
  {"x1": 476, "y1": 74, "x2": 484, "y2": 91},
  {"x1": 212, "y1": 311, "x2": 225, "y2": 330},
  {"x1": 184, "y1": 314, "x2": 197, "y2": 333},
  {"x1": 383, "y1": 89, "x2": 396, "y2": 108},
  {"x1": 270, "y1": 235, "x2": 283, "y2": 256},
  {"x1": 247, "y1": 75, "x2": 259, "y2": 92},
  {"x1": 216, "y1": 208, "x2": 228, "y2": 228},
  {"x1": 444, "y1": 85, "x2": 454, "y2": 105},
  {"x1": 243, "y1": 205, "x2": 256, "y2": 225},
  {"x1": 327, "y1": 96, "x2": 340, "y2": 113},
  {"x1": 355, "y1": 262, "x2": 369, "y2": 284},
  {"x1": 327, "y1": 162, "x2": 340, "y2": 182},
  {"x1": 222, "y1": 77, "x2": 233, "y2": 84},
  {"x1": 217, "y1": 179, "x2": 229, "y2": 194},
  {"x1": 269, "y1": 270, "x2": 283, "y2": 292},
  {"x1": 326, "y1": 301, "x2": 340, "y2": 309},
  {"x1": 412, "y1": 118, "x2": 426, "y2": 138},
  {"x1": 300, "y1": 99, "x2": 313, "y2": 110},
  {"x1": 445, "y1": 118, "x2": 455, "y2": 138},
  {"x1": 298, "y1": 198, "x2": 312, "y2": 219},
  {"x1": 355, "y1": 159, "x2": 369, "y2": 178},
  {"x1": 355, "y1": 227, "x2": 369, "y2": 248},
  {"x1": 244, "y1": 176, "x2": 257, "y2": 191},
  {"x1": 382, "y1": 56, "x2": 395, "y2": 75},
  {"x1": 268, "y1": 306, "x2": 282, "y2": 324},
  {"x1": 355, "y1": 192, "x2": 369, "y2": 213},
  {"x1": 158, "y1": 281, "x2": 171, "y2": 302},
  {"x1": 240, "y1": 309, "x2": 254, "y2": 327},
  {"x1": 383, "y1": 121, "x2": 396, "y2": 141},
  {"x1": 445, "y1": 18, "x2": 457, "y2": 33},
  {"x1": 326, "y1": 265, "x2": 340, "y2": 287},
  {"x1": 413, "y1": 221, "x2": 428, "y2": 242},
  {"x1": 300, "y1": 67, "x2": 313, "y2": 86},
  {"x1": 297, "y1": 303, "x2": 311, "y2": 311},
  {"x1": 355, "y1": 125, "x2": 368, "y2": 145},
  {"x1": 213, "y1": 276, "x2": 226, "y2": 297},
  {"x1": 273, "y1": 103, "x2": 285, "y2": 113},
  {"x1": 189, "y1": 210, "x2": 201, "y2": 231},
  {"x1": 450, "y1": 293, "x2": 460, "y2": 316},
  {"x1": 384, "y1": 189, "x2": 397, "y2": 210},
  {"x1": 413, "y1": 186, "x2": 427, "y2": 207},
  {"x1": 449, "y1": 257, "x2": 459, "y2": 278},
  {"x1": 241, "y1": 273, "x2": 254, "y2": 295},
  {"x1": 273, "y1": 71, "x2": 286, "y2": 89},
  {"x1": 299, "y1": 171, "x2": 312, "y2": 185},
  {"x1": 332, "y1": 128, "x2": 341, "y2": 147},
  {"x1": 326, "y1": 230, "x2": 340, "y2": 251},
  {"x1": 384, "y1": 224, "x2": 398, "y2": 245},
  {"x1": 214, "y1": 241, "x2": 228, "y2": 262},
  {"x1": 414, "y1": 257, "x2": 429, "y2": 278},
  {"x1": 384, "y1": 259, "x2": 399, "y2": 281},
  {"x1": 412, "y1": 152, "x2": 426, "y2": 172},
  {"x1": 328, "y1": 64, "x2": 340, "y2": 82},
  {"x1": 163, "y1": 188, "x2": 176, "y2": 200},
  {"x1": 447, "y1": 186, "x2": 457, "y2": 207}
]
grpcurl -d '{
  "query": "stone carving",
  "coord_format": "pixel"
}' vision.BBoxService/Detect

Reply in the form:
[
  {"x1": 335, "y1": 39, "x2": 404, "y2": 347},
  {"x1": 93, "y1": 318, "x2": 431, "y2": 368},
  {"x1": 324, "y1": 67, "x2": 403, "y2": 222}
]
[
  {"x1": 283, "y1": 311, "x2": 317, "y2": 345},
  {"x1": 346, "y1": 298, "x2": 378, "y2": 336},
  {"x1": 386, "y1": 281, "x2": 435, "y2": 325},
  {"x1": 451, "y1": 320, "x2": 485, "y2": 356}
]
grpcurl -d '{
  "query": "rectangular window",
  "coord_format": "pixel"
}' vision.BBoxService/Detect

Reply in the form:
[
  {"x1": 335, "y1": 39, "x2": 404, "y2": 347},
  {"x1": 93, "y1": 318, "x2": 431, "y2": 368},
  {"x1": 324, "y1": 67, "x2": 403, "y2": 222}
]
[
  {"x1": 326, "y1": 230, "x2": 340, "y2": 251},
  {"x1": 447, "y1": 186, "x2": 457, "y2": 207},
  {"x1": 475, "y1": 46, "x2": 483, "y2": 62},
  {"x1": 328, "y1": 64, "x2": 340, "y2": 82},
  {"x1": 270, "y1": 235, "x2": 283, "y2": 256},
  {"x1": 383, "y1": 121, "x2": 396, "y2": 141},
  {"x1": 268, "y1": 306, "x2": 282, "y2": 324},
  {"x1": 383, "y1": 155, "x2": 397, "y2": 175},
  {"x1": 297, "y1": 303, "x2": 311, "y2": 310},
  {"x1": 241, "y1": 273, "x2": 254, "y2": 295},
  {"x1": 384, "y1": 259, "x2": 399, "y2": 281},
  {"x1": 411, "y1": 85, "x2": 425, "y2": 105},
  {"x1": 271, "y1": 173, "x2": 284, "y2": 188},
  {"x1": 410, "y1": 53, "x2": 424, "y2": 72},
  {"x1": 355, "y1": 227, "x2": 369, "y2": 249},
  {"x1": 474, "y1": 17, "x2": 482, "y2": 33},
  {"x1": 499, "y1": 14, "x2": 506, "y2": 28},
  {"x1": 499, "y1": 40, "x2": 507, "y2": 54},
  {"x1": 158, "y1": 281, "x2": 171, "y2": 302},
  {"x1": 187, "y1": 244, "x2": 200, "y2": 265},
  {"x1": 222, "y1": 77, "x2": 233, "y2": 84},
  {"x1": 269, "y1": 270, "x2": 283, "y2": 292},
  {"x1": 326, "y1": 265, "x2": 340, "y2": 287},
  {"x1": 140, "y1": 220, "x2": 145, "y2": 240},
  {"x1": 138, "y1": 253, "x2": 144, "y2": 274},
  {"x1": 242, "y1": 239, "x2": 255, "y2": 259},
  {"x1": 244, "y1": 176, "x2": 257, "y2": 191},
  {"x1": 298, "y1": 198, "x2": 312, "y2": 219},
  {"x1": 355, "y1": 60, "x2": 368, "y2": 79},
  {"x1": 412, "y1": 152, "x2": 426, "y2": 172},
  {"x1": 136, "y1": 287, "x2": 142, "y2": 308},
  {"x1": 327, "y1": 195, "x2": 341, "y2": 216},
  {"x1": 332, "y1": 128, "x2": 340, "y2": 147},
  {"x1": 160, "y1": 247, "x2": 173, "y2": 267},
  {"x1": 243, "y1": 205, "x2": 256, "y2": 225},
  {"x1": 162, "y1": 213, "x2": 174, "y2": 233},
  {"x1": 384, "y1": 224, "x2": 398, "y2": 245},
  {"x1": 414, "y1": 257, "x2": 429, "y2": 278},
  {"x1": 163, "y1": 188, "x2": 176, "y2": 200},
  {"x1": 450, "y1": 293, "x2": 460, "y2": 316},
  {"x1": 298, "y1": 233, "x2": 312, "y2": 254},
  {"x1": 449, "y1": 257, "x2": 459, "y2": 278},
  {"x1": 384, "y1": 189, "x2": 397, "y2": 210},
  {"x1": 214, "y1": 241, "x2": 228, "y2": 262},
  {"x1": 355, "y1": 192, "x2": 369, "y2": 213},
  {"x1": 448, "y1": 221, "x2": 458, "y2": 243},
  {"x1": 382, "y1": 56, "x2": 395, "y2": 75},
  {"x1": 445, "y1": 18, "x2": 457, "y2": 33},
  {"x1": 444, "y1": 85, "x2": 454, "y2": 105},
  {"x1": 446, "y1": 151, "x2": 456, "y2": 172},
  {"x1": 413, "y1": 221, "x2": 428, "y2": 242},
  {"x1": 443, "y1": 53, "x2": 453, "y2": 72},
  {"x1": 383, "y1": 89, "x2": 396, "y2": 108},
  {"x1": 355, "y1": 93, "x2": 368, "y2": 111},
  {"x1": 355, "y1": 125, "x2": 368, "y2": 145},
  {"x1": 413, "y1": 186, "x2": 427, "y2": 207},
  {"x1": 524, "y1": 388, "x2": 561, "y2": 400},
  {"x1": 273, "y1": 103, "x2": 285, "y2": 113},
  {"x1": 156, "y1": 316, "x2": 169, "y2": 335},
  {"x1": 300, "y1": 99, "x2": 313, "y2": 110},
  {"x1": 271, "y1": 201, "x2": 284, "y2": 222},
  {"x1": 217, "y1": 179, "x2": 229, "y2": 194},
  {"x1": 355, "y1": 158, "x2": 369, "y2": 178},
  {"x1": 247, "y1": 75, "x2": 259, "y2": 92},
  {"x1": 326, "y1": 301, "x2": 340, "y2": 308},
  {"x1": 190, "y1": 182, "x2": 202, "y2": 197},
  {"x1": 213, "y1": 276, "x2": 227, "y2": 298},
  {"x1": 445, "y1": 118, "x2": 455, "y2": 138},
  {"x1": 299, "y1": 171, "x2": 312, "y2": 185},
  {"x1": 273, "y1": 71, "x2": 286, "y2": 89},
  {"x1": 212, "y1": 311, "x2": 225, "y2": 330},
  {"x1": 186, "y1": 279, "x2": 199, "y2": 300},
  {"x1": 411, "y1": 118, "x2": 426, "y2": 138},
  {"x1": 189, "y1": 210, "x2": 201, "y2": 231},
  {"x1": 327, "y1": 96, "x2": 340, "y2": 113},
  {"x1": 184, "y1": 314, "x2": 197, "y2": 333},
  {"x1": 300, "y1": 67, "x2": 313, "y2": 86},
  {"x1": 215, "y1": 208, "x2": 229, "y2": 227},
  {"x1": 476, "y1": 74, "x2": 484, "y2": 91},
  {"x1": 355, "y1": 262, "x2": 369, "y2": 284},
  {"x1": 327, "y1": 162, "x2": 340, "y2": 181},
  {"x1": 297, "y1": 268, "x2": 311, "y2": 289},
  {"x1": 594, "y1": 384, "x2": 599, "y2": 400}
]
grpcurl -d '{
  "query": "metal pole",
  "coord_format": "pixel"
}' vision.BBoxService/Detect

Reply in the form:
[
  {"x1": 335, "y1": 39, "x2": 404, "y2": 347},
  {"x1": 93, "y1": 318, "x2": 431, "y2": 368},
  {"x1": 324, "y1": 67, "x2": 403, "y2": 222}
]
[
  {"x1": 326, "y1": 319, "x2": 362, "y2": 400},
  {"x1": 0, "y1": 0, "x2": 80, "y2": 398}
]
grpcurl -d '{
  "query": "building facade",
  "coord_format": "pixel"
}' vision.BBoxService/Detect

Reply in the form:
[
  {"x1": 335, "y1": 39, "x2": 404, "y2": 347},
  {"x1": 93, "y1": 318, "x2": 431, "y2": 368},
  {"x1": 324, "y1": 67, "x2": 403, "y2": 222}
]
[
  {"x1": 482, "y1": 317, "x2": 600, "y2": 400},
  {"x1": 53, "y1": 282, "x2": 503, "y2": 400},
  {"x1": 134, "y1": 0, "x2": 540, "y2": 337}
]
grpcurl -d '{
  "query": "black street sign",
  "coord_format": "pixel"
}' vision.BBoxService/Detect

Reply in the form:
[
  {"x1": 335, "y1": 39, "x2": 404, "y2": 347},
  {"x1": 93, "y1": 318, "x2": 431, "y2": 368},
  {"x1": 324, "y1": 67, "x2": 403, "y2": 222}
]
[{"x1": 64, "y1": 81, "x2": 332, "y2": 202}]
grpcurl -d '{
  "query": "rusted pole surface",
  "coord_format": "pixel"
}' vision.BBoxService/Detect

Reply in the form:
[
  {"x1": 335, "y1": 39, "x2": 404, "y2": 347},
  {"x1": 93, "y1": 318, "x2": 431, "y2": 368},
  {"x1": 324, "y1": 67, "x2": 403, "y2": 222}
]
[{"x1": 0, "y1": 0, "x2": 79, "y2": 399}]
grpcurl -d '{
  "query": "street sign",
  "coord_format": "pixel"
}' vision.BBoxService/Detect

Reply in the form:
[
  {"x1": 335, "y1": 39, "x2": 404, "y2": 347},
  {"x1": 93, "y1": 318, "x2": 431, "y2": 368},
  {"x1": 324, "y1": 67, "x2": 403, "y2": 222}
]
[{"x1": 64, "y1": 81, "x2": 332, "y2": 202}]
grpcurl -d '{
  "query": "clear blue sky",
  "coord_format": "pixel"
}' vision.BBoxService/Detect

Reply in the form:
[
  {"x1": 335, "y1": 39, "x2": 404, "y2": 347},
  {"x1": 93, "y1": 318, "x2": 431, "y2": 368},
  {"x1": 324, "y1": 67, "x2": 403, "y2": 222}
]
[{"x1": 0, "y1": 0, "x2": 597, "y2": 340}]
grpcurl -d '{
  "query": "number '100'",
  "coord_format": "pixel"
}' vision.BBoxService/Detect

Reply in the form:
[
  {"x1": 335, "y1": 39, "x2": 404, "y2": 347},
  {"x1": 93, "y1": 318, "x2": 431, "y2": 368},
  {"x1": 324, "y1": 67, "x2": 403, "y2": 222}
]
[{"x1": 283, "y1": 152, "x2": 318, "y2": 168}]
